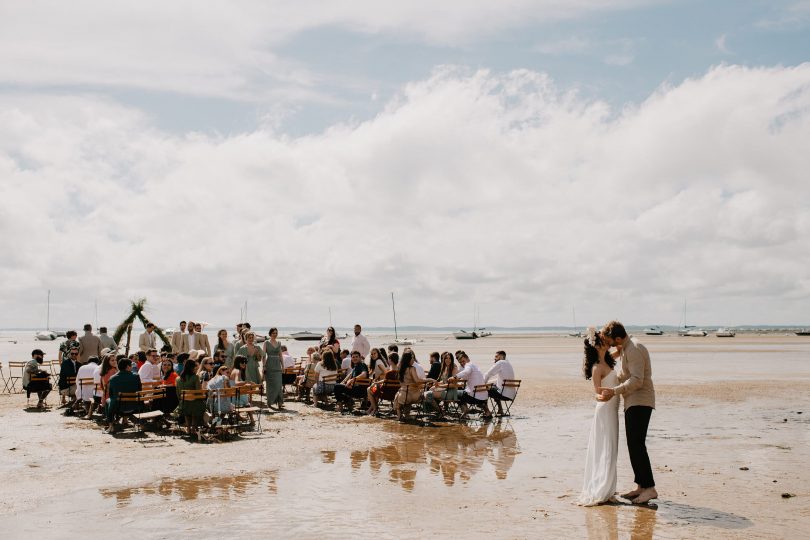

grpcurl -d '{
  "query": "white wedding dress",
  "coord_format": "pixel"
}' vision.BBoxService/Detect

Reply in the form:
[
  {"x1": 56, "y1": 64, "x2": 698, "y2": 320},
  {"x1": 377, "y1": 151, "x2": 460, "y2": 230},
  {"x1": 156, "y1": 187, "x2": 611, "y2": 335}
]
[{"x1": 577, "y1": 369, "x2": 619, "y2": 506}]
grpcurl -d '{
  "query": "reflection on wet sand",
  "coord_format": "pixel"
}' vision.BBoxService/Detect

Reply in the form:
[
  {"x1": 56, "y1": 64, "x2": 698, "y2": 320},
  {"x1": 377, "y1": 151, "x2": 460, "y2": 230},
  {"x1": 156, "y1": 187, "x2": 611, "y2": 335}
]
[
  {"x1": 341, "y1": 420, "x2": 519, "y2": 491},
  {"x1": 99, "y1": 471, "x2": 278, "y2": 507},
  {"x1": 584, "y1": 504, "x2": 657, "y2": 540}
]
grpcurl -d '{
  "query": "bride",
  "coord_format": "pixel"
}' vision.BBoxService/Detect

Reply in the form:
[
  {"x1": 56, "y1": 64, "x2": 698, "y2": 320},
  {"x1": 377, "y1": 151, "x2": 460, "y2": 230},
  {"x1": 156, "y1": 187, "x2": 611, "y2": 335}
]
[{"x1": 577, "y1": 327, "x2": 619, "y2": 506}]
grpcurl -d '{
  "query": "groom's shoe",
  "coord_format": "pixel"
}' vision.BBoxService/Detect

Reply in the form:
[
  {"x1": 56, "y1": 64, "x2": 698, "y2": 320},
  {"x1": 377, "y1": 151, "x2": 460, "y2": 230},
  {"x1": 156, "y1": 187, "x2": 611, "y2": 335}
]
[{"x1": 631, "y1": 488, "x2": 658, "y2": 505}]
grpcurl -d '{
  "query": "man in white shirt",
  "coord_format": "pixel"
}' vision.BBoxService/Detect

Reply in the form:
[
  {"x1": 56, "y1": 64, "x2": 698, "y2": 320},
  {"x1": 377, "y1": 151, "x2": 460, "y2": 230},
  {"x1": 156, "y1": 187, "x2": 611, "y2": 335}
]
[
  {"x1": 340, "y1": 349, "x2": 351, "y2": 370},
  {"x1": 75, "y1": 356, "x2": 100, "y2": 417},
  {"x1": 349, "y1": 324, "x2": 370, "y2": 359},
  {"x1": 451, "y1": 352, "x2": 491, "y2": 418},
  {"x1": 187, "y1": 321, "x2": 198, "y2": 352},
  {"x1": 137, "y1": 349, "x2": 160, "y2": 383},
  {"x1": 483, "y1": 350, "x2": 516, "y2": 416}
]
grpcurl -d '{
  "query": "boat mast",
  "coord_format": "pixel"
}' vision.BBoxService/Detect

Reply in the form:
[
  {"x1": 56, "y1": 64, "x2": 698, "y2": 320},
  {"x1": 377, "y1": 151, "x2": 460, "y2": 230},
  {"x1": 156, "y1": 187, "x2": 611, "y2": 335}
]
[
  {"x1": 391, "y1": 292, "x2": 399, "y2": 340},
  {"x1": 329, "y1": 307, "x2": 332, "y2": 326},
  {"x1": 46, "y1": 289, "x2": 50, "y2": 331}
]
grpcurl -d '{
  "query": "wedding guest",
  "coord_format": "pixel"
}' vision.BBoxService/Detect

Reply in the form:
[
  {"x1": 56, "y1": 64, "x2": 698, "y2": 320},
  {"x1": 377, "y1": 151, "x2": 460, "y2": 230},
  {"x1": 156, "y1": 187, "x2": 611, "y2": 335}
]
[
  {"x1": 263, "y1": 328, "x2": 284, "y2": 410},
  {"x1": 75, "y1": 355, "x2": 100, "y2": 417},
  {"x1": 387, "y1": 344, "x2": 399, "y2": 356},
  {"x1": 483, "y1": 350, "x2": 516, "y2": 416},
  {"x1": 368, "y1": 348, "x2": 388, "y2": 381},
  {"x1": 394, "y1": 351, "x2": 432, "y2": 419},
  {"x1": 136, "y1": 351, "x2": 147, "y2": 371},
  {"x1": 207, "y1": 365, "x2": 234, "y2": 416},
  {"x1": 58, "y1": 331, "x2": 79, "y2": 364},
  {"x1": 452, "y1": 352, "x2": 491, "y2": 419},
  {"x1": 321, "y1": 326, "x2": 340, "y2": 352},
  {"x1": 78, "y1": 324, "x2": 102, "y2": 364},
  {"x1": 211, "y1": 350, "x2": 226, "y2": 374},
  {"x1": 157, "y1": 357, "x2": 179, "y2": 414},
  {"x1": 175, "y1": 352, "x2": 190, "y2": 376},
  {"x1": 366, "y1": 353, "x2": 398, "y2": 416},
  {"x1": 313, "y1": 349, "x2": 339, "y2": 407},
  {"x1": 334, "y1": 351, "x2": 369, "y2": 412},
  {"x1": 58, "y1": 346, "x2": 80, "y2": 405},
  {"x1": 138, "y1": 349, "x2": 161, "y2": 383},
  {"x1": 23, "y1": 348, "x2": 51, "y2": 408},
  {"x1": 186, "y1": 321, "x2": 198, "y2": 353},
  {"x1": 138, "y1": 323, "x2": 158, "y2": 352},
  {"x1": 423, "y1": 351, "x2": 459, "y2": 413},
  {"x1": 340, "y1": 349, "x2": 351, "y2": 370},
  {"x1": 105, "y1": 358, "x2": 142, "y2": 434},
  {"x1": 98, "y1": 354, "x2": 119, "y2": 406},
  {"x1": 171, "y1": 321, "x2": 189, "y2": 353},
  {"x1": 176, "y1": 358, "x2": 205, "y2": 437},
  {"x1": 197, "y1": 356, "x2": 215, "y2": 389},
  {"x1": 235, "y1": 331, "x2": 264, "y2": 384},
  {"x1": 230, "y1": 356, "x2": 255, "y2": 423},
  {"x1": 349, "y1": 324, "x2": 370, "y2": 359},
  {"x1": 98, "y1": 327, "x2": 118, "y2": 352},
  {"x1": 194, "y1": 323, "x2": 211, "y2": 356},
  {"x1": 296, "y1": 351, "x2": 320, "y2": 402},
  {"x1": 427, "y1": 352, "x2": 442, "y2": 380},
  {"x1": 215, "y1": 329, "x2": 234, "y2": 368},
  {"x1": 281, "y1": 345, "x2": 294, "y2": 369}
]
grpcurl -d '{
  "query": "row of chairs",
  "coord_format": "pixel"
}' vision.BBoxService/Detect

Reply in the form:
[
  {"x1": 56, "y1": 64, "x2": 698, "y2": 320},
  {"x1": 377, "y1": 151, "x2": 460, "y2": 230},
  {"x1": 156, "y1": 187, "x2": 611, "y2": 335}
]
[{"x1": 2, "y1": 359, "x2": 63, "y2": 394}]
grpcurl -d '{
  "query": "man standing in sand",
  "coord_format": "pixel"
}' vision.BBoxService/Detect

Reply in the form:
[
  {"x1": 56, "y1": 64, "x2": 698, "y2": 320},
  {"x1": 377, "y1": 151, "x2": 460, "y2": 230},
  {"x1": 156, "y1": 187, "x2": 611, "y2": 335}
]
[
  {"x1": 98, "y1": 327, "x2": 118, "y2": 352},
  {"x1": 139, "y1": 323, "x2": 157, "y2": 352},
  {"x1": 194, "y1": 322, "x2": 211, "y2": 357},
  {"x1": 171, "y1": 321, "x2": 189, "y2": 353},
  {"x1": 78, "y1": 324, "x2": 102, "y2": 364},
  {"x1": 598, "y1": 320, "x2": 658, "y2": 505}
]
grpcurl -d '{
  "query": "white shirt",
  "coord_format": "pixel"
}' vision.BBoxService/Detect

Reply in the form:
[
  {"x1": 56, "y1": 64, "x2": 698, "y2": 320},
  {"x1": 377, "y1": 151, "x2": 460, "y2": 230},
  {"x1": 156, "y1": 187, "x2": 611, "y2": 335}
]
[
  {"x1": 456, "y1": 362, "x2": 486, "y2": 399},
  {"x1": 138, "y1": 361, "x2": 159, "y2": 383},
  {"x1": 282, "y1": 352, "x2": 295, "y2": 369},
  {"x1": 413, "y1": 361, "x2": 425, "y2": 379},
  {"x1": 483, "y1": 359, "x2": 516, "y2": 399},
  {"x1": 341, "y1": 356, "x2": 351, "y2": 369},
  {"x1": 349, "y1": 334, "x2": 370, "y2": 359},
  {"x1": 188, "y1": 333, "x2": 197, "y2": 351},
  {"x1": 314, "y1": 363, "x2": 337, "y2": 382},
  {"x1": 92, "y1": 364, "x2": 102, "y2": 397},
  {"x1": 76, "y1": 363, "x2": 99, "y2": 401}
]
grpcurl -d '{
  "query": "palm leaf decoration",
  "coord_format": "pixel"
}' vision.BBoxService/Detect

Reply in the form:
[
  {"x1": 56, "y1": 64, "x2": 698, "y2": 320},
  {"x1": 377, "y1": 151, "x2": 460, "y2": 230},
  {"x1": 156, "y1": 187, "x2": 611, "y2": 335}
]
[{"x1": 113, "y1": 298, "x2": 169, "y2": 355}]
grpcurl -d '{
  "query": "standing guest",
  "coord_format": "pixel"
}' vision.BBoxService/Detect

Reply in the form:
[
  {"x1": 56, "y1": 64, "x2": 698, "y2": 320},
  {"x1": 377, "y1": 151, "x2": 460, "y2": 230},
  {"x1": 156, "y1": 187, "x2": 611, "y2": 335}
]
[
  {"x1": 366, "y1": 353, "x2": 398, "y2": 416},
  {"x1": 349, "y1": 324, "x2": 370, "y2": 359},
  {"x1": 263, "y1": 328, "x2": 284, "y2": 410},
  {"x1": 230, "y1": 356, "x2": 255, "y2": 423},
  {"x1": 186, "y1": 321, "x2": 198, "y2": 353},
  {"x1": 98, "y1": 327, "x2": 118, "y2": 352},
  {"x1": 104, "y1": 358, "x2": 142, "y2": 434},
  {"x1": 451, "y1": 352, "x2": 491, "y2": 419},
  {"x1": 76, "y1": 355, "x2": 100, "y2": 416},
  {"x1": 138, "y1": 349, "x2": 161, "y2": 383},
  {"x1": 176, "y1": 358, "x2": 205, "y2": 438},
  {"x1": 194, "y1": 323, "x2": 211, "y2": 357},
  {"x1": 427, "y1": 352, "x2": 442, "y2": 380},
  {"x1": 58, "y1": 331, "x2": 79, "y2": 364},
  {"x1": 138, "y1": 323, "x2": 158, "y2": 352},
  {"x1": 394, "y1": 351, "x2": 432, "y2": 419},
  {"x1": 215, "y1": 329, "x2": 234, "y2": 368},
  {"x1": 334, "y1": 351, "x2": 369, "y2": 413},
  {"x1": 483, "y1": 350, "x2": 516, "y2": 416},
  {"x1": 236, "y1": 331, "x2": 265, "y2": 384},
  {"x1": 313, "y1": 349, "x2": 339, "y2": 407},
  {"x1": 23, "y1": 349, "x2": 52, "y2": 408},
  {"x1": 58, "y1": 346, "x2": 80, "y2": 405},
  {"x1": 197, "y1": 356, "x2": 215, "y2": 389},
  {"x1": 171, "y1": 321, "x2": 189, "y2": 353},
  {"x1": 340, "y1": 349, "x2": 351, "y2": 370},
  {"x1": 98, "y1": 354, "x2": 119, "y2": 406}
]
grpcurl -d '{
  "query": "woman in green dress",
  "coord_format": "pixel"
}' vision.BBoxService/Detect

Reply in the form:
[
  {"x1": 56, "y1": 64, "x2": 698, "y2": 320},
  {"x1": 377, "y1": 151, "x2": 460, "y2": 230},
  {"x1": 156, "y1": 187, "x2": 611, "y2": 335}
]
[
  {"x1": 236, "y1": 331, "x2": 264, "y2": 384},
  {"x1": 176, "y1": 358, "x2": 206, "y2": 437},
  {"x1": 263, "y1": 327, "x2": 284, "y2": 410}
]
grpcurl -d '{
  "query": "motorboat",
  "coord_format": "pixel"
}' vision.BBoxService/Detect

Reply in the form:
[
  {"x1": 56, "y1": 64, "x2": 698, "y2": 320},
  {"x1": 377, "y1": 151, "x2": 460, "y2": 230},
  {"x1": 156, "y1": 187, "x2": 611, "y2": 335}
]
[
  {"x1": 684, "y1": 329, "x2": 707, "y2": 337},
  {"x1": 715, "y1": 328, "x2": 736, "y2": 337},
  {"x1": 796, "y1": 329, "x2": 810, "y2": 336},
  {"x1": 478, "y1": 328, "x2": 492, "y2": 338},
  {"x1": 453, "y1": 330, "x2": 479, "y2": 340},
  {"x1": 35, "y1": 330, "x2": 57, "y2": 341},
  {"x1": 644, "y1": 326, "x2": 664, "y2": 335},
  {"x1": 677, "y1": 326, "x2": 696, "y2": 336},
  {"x1": 290, "y1": 331, "x2": 323, "y2": 341},
  {"x1": 393, "y1": 338, "x2": 414, "y2": 346}
]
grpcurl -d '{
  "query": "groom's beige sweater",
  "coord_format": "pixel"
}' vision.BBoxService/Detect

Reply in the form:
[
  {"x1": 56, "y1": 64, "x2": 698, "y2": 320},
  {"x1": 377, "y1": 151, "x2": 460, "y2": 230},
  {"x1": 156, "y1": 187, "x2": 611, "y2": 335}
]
[{"x1": 614, "y1": 337, "x2": 655, "y2": 409}]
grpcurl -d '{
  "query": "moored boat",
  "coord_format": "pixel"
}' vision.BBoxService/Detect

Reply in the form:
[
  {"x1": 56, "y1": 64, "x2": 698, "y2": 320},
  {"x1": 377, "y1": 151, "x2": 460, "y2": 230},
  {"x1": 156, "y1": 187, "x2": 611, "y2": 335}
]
[
  {"x1": 796, "y1": 329, "x2": 810, "y2": 336},
  {"x1": 684, "y1": 329, "x2": 707, "y2": 337},
  {"x1": 35, "y1": 330, "x2": 57, "y2": 341},
  {"x1": 715, "y1": 327, "x2": 736, "y2": 337},
  {"x1": 453, "y1": 330, "x2": 478, "y2": 340},
  {"x1": 290, "y1": 331, "x2": 323, "y2": 341},
  {"x1": 644, "y1": 326, "x2": 664, "y2": 335}
]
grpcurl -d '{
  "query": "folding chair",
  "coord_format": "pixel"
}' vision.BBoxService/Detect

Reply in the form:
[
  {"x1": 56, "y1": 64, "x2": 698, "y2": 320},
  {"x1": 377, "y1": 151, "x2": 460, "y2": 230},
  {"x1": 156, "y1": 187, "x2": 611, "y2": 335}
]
[
  {"x1": 234, "y1": 383, "x2": 263, "y2": 430},
  {"x1": 375, "y1": 379, "x2": 401, "y2": 418},
  {"x1": 76, "y1": 377, "x2": 96, "y2": 415},
  {"x1": 314, "y1": 374, "x2": 338, "y2": 408},
  {"x1": 47, "y1": 360, "x2": 60, "y2": 387},
  {"x1": 396, "y1": 382, "x2": 428, "y2": 421},
  {"x1": 25, "y1": 373, "x2": 52, "y2": 407},
  {"x1": 129, "y1": 387, "x2": 167, "y2": 432},
  {"x1": 113, "y1": 391, "x2": 144, "y2": 432},
  {"x1": 442, "y1": 380, "x2": 466, "y2": 420},
  {"x1": 491, "y1": 379, "x2": 521, "y2": 417},
  {"x1": 0, "y1": 363, "x2": 9, "y2": 394},
  {"x1": 462, "y1": 383, "x2": 493, "y2": 420},
  {"x1": 282, "y1": 366, "x2": 301, "y2": 397},
  {"x1": 6, "y1": 361, "x2": 26, "y2": 393}
]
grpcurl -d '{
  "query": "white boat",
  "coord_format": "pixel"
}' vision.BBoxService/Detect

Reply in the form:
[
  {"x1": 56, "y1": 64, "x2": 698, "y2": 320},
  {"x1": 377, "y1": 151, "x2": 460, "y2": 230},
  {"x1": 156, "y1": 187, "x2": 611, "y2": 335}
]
[
  {"x1": 35, "y1": 330, "x2": 57, "y2": 341},
  {"x1": 455, "y1": 305, "x2": 492, "y2": 339},
  {"x1": 644, "y1": 326, "x2": 664, "y2": 335},
  {"x1": 684, "y1": 329, "x2": 707, "y2": 337},
  {"x1": 568, "y1": 307, "x2": 582, "y2": 337},
  {"x1": 290, "y1": 331, "x2": 323, "y2": 341},
  {"x1": 390, "y1": 292, "x2": 413, "y2": 346},
  {"x1": 453, "y1": 330, "x2": 478, "y2": 340},
  {"x1": 715, "y1": 327, "x2": 736, "y2": 337}
]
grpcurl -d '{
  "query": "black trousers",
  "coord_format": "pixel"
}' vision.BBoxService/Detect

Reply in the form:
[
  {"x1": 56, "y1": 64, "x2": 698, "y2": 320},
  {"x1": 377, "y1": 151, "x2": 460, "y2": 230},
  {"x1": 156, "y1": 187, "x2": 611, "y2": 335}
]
[{"x1": 625, "y1": 406, "x2": 655, "y2": 488}]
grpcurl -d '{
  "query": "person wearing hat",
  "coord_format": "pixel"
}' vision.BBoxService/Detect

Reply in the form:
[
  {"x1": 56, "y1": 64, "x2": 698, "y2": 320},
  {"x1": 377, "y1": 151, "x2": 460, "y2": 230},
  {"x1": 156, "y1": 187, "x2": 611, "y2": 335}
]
[{"x1": 23, "y1": 349, "x2": 52, "y2": 408}]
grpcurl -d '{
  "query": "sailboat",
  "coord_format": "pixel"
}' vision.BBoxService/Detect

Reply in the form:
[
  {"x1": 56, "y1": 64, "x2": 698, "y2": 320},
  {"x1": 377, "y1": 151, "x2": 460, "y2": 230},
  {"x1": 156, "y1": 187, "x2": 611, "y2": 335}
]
[
  {"x1": 568, "y1": 307, "x2": 582, "y2": 337},
  {"x1": 453, "y1": 304, "x2": 490, "y2": 339},
  {"x1": 35, "y1": 290, "x2": 57, "y2": 341},
  {"x1": 677, "y1": 299, "x2": 706, "y2": 336},
  {"x1": 391, "y1": 292, "x2": 413, "y2": 345}
]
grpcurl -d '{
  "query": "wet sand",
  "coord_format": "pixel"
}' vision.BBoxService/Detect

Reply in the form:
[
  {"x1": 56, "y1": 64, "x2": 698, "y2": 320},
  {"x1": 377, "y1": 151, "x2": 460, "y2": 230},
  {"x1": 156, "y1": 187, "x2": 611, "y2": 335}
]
[{"x1": 1, "y1": 333, "x2": 808, "y2": 539}]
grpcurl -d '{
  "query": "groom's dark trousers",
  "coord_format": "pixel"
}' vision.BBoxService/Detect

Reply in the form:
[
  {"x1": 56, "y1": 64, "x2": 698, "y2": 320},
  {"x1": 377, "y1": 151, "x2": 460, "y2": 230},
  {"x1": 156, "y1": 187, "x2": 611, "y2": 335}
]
[{"x1": 625, "y1": 406, "x2": 655, "y2": 488}]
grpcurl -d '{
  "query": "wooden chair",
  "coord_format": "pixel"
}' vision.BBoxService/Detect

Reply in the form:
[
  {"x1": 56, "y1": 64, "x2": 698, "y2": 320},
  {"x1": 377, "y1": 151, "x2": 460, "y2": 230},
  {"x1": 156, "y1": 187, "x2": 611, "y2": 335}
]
[
  {"x1": 282, "y1": 366, "x2": 301, "y2": 396},
  {"x1": 314, "y1": 374, "x2": 338, "y2": 408},
  {"x1": 234, "y1": 383, "x2": 263, "y2": 418},
  {"x1": 129, "y1": 387, "x2": 167, "y2": 431},
  {"x1": 462, "y1": 383, "x2": 493, "y2": 420},
  {"x1": 442, "y1": 380, "x2": 467, "y2": 419},
  {"x1": 396, "y1": 382, "x2": 428, "y2": 421},
  {"x1": 375, "y1": 379, "x2": 401, "y2": 417},
  {"x1": 25, "y1": 373, "x2": 51, "y2": 407},
  {"x1": 0, "y1": 363, "x2": 10, "y2": 394},
  {"x1": 491, "y1": 379, "x2": 521, "y2": 416},
  {"x1": 7, "y1": 361, "x2": 26, "y2": 393},
  {"x1": 47, "y1": 360, "x2": 61, "y2": 386}
]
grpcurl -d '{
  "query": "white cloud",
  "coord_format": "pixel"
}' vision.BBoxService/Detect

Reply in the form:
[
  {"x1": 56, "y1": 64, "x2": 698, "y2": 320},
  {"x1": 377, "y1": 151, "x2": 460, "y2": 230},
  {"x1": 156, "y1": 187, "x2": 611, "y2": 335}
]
[
  {"x1": 715, "y1": 34, "x2": 731, "y2": 54},
  {"x1": 1, "y1": 64, "x2": 809, "y2": 328}
]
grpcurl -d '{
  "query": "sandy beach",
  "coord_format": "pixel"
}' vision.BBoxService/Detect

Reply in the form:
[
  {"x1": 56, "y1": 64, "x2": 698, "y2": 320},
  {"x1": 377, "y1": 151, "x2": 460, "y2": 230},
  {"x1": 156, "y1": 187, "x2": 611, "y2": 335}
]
[{"x1": 1, "y1": 332, "x2": 808, "y2": 539}]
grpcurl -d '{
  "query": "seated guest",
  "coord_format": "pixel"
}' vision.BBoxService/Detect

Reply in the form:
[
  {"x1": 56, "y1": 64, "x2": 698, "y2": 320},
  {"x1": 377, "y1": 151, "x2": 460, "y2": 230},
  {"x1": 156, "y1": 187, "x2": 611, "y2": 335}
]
[
  {"x1": 296, "y1": 351, "x2": 320, "y2": 402},
  {"x1": 136, "y1": 350, "x2": 147, "y2": 371},
  {"x1": 427, "y1": 351, "x2": 442, "y2": 380},
  {"x1": 403, "y1": 347, "x2": 426, "y2": 378},
  {"x1": 340, "y1": 349, "x2": 351, "y2": 370},
  {"x1": 334, "y1": 351, "x2": 369, "y2": 413},
  {"x1": 156, "y1": 357, "x2": 179, "y2": 414},
  {"x1": 394, "y1": 351, "x2": 432, "y2": 420},
  {"x1": 387, "y1": 344, "x2": 399, "y2": 356},
  {"x1": 313, "y1": 349, "x2": 339, "y2": 407},
  {"x1": 281, "y1": 345, "x2": 295, "y2": 368},
  {"x1": 483, "y1": 350, "x2": 516, "y2": 416},
  {"x1": 366, "y1": 353, "x2": 398, "y2": 416},
  {"x1": 23, "y1": 348, "x2": 52, "y2": 408},
  {"x1": 207, "y1": 365, "x2": 234, "y2": 416},
  {"x1": 368, "y1": 348, "x2": 388, "y2": 381},
  {"x1": 105, "y1": 358, "x2": 142, "y2": 434},
  {"x1": 450, "y1": 352, "x2": 491, "y2": 419},
  {"x1": 175, "y1": 352, "x2": 190, "y2": 375},
  {"x1": 58, "y1": 346, "x2": 80, "y2": 406},
  {"x1": 229, "y1": 356, "x2": 255, "y2": 423},
  {"x1": 75, "y1": 356, "x2": 100, "y2": 417},
  {"x1": 98, "y1": 354, "x2": 119, "y2": 408},
  {"x1": 138, "y1": 349, "x2": 160, "y2": 383},
  {"x1": 423, "y1": 351, "x2": 459, "y2": 413},
  {"x1": 197, "y1": 356, "x2": 215, "y2": 389},
  {"x1": 176, "y1": 358, "x2": 206, "y2": 437},
  {"x1": 210, "y1": 351, "x2": 225, "y2": 374}
]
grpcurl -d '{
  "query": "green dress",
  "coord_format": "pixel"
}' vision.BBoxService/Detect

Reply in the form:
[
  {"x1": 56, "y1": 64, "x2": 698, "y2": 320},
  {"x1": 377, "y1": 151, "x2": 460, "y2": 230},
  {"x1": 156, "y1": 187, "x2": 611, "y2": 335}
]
[
  {"x1": 237, "y1": 344, "x2": 264, "y2": 384},
  {"x1": 176, "y1": 374, "x2": 205, "y2": 418},
  {"x1": 263, "y1": 340, "x2": 283, "y2": 407}
]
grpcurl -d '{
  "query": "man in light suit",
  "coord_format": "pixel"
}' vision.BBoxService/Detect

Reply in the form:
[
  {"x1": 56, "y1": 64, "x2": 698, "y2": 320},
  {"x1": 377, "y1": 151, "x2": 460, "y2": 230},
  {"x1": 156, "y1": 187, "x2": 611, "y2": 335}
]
[
  {"x1": 171, "y1": 320, "x2": 189, "y2": 353},
  {"x1": 78, "y1": 323, "x2": 102, "y2": 364},
  {"x1": 194, "y1": 322, "x2": 211, "y2": 357},
  {"x1": 139, "y1": 323, "x2": 157, "y2": 352}
]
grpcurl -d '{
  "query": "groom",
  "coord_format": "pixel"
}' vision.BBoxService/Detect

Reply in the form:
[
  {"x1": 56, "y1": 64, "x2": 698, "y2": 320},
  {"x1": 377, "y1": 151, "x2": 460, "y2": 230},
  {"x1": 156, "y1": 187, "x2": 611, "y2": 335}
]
[{"x1": 598, "y1": 320, "x2": 658, "y2": 505}]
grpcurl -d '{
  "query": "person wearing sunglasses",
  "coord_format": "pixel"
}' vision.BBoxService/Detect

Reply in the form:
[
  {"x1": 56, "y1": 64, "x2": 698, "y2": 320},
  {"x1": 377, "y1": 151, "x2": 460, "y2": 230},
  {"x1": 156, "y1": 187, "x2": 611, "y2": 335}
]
[{"x1": 58, "y1": 346, "x2": 80, "y2": 405}]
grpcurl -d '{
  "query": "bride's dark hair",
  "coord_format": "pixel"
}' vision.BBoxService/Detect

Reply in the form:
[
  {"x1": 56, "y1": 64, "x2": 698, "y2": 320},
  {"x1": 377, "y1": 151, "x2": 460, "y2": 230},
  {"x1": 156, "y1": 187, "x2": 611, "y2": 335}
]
[{"x1": 583, "y1": 334, "x2": 615, "y2": 380}]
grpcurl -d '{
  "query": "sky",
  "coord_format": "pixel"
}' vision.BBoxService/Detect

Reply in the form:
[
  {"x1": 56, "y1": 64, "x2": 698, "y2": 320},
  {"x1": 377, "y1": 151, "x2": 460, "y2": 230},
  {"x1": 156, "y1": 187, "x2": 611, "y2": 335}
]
[{"x1": 1, "y1": 0, "x2": 809, "y2": 330}]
